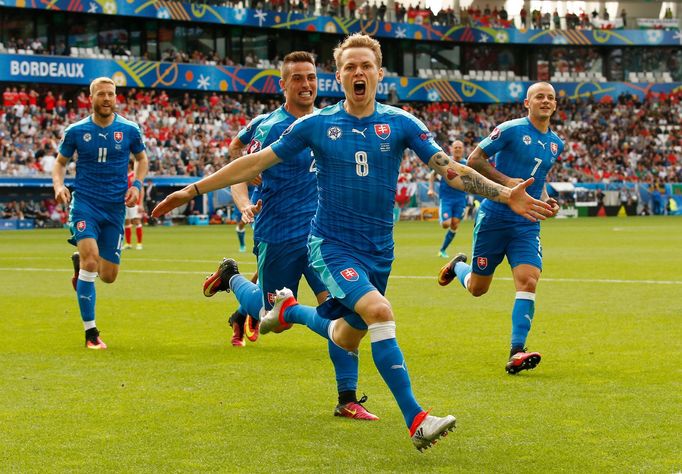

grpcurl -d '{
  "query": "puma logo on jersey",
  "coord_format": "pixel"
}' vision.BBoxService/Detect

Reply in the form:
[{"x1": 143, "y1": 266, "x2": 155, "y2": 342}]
[
  {"x1": 352, "y1": 128, "x2": 367, "y2": 138},
  {"x1": 537, "y1": 140, "x2": 546, "y2": 149},
  {"x1": 99, "y1": 133, "x2": 108, "y2": 140}
]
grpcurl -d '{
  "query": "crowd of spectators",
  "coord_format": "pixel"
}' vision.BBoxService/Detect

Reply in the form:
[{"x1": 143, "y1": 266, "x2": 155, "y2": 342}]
[{"x1": 1, "y1": 87, "x2": 680, "y2": 217}]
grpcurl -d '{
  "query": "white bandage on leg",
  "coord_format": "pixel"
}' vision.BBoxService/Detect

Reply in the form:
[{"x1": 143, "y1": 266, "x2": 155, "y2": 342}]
[
  {"x1": 368, "y1": 321, "x2": 397, "y2": 343},
  {"x1": 516, "y1": 291, "x2": 536, "y2": 301},
  {"x1": 78, "y1": 269, "x2": 98, "y2": 282}
]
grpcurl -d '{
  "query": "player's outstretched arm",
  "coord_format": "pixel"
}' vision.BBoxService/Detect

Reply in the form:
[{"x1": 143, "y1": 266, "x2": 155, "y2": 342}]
[
  {"x1": 427, "y1": 151, "x2": 552, "y2": 222},
  {"x1": 52, "y1": 154, "x2": 71, "y2": 205},
  {"x1": 152, "y1": 147, "x2": 280, "y2": 217},
  {"x1": 466, "y1": 146, "x2": 524, "y2": 187}
]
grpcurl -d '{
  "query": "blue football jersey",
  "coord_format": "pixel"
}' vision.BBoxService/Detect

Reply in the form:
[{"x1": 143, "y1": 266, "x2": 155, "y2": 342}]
[
  {"x1": 247, "y1": 106, "x2": 317, "y2": 244},
  {"x1": 237, "y1": 113, "x2": 268, "y2": 151},
  {"x1": 271, "y1": 101, "x2": 442, "y2": 252},
  {"x1": 438, "y1": 159, "x2": 468, "y2": 205},
  {"x1": 59, "y1": 114, "x2": 145, "y2": 204},
  {"x1": 478, "y1": 117, "x2": 564, "y2": 222}
]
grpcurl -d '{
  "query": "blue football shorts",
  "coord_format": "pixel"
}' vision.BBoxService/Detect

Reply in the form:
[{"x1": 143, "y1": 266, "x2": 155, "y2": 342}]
[
  {"x1": 439, "y1": 198, "x2": 466, "y2": 223},
  {"x1": 471, "y1": 210, "x2": 542, "y2": 276},
  {"x1": 308, "y1": 235, "x2": 393, "y2": 330},
  {"x1": 256, "y1": 239, "x2": 327, "y2": 311},
  {"x1": 67, "y1": 193, "x2": 125, "y2": 265}
]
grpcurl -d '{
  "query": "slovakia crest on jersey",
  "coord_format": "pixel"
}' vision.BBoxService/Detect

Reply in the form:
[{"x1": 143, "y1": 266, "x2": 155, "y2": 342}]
[
  {"x1": 247, "y1": 139, "x2": 262, "y2": 154},
  {"x1": 374, "y1": 124, "x2": 391, "y2": 140},
  {"x1": 550, "y1": 142, "x2": 559, "y2": 155},
  {"x1": 114, "y1": 131, "x2": 123, "y2": 143},
  {"x1": 477, "y1": 256, "x2": 488, "y2": 270},
  {"x1": 340, "y1": 268, "x2": 359, "y2": 282},
  {"x1": 76, "y1": 220, "x2": 86, "y2": 232},
  {"x1": 267, "y1": 292, "x2": 277, "y2": 305},
  {"x1": 327, "y1": 126, "x2": 342, "y2": 140}
]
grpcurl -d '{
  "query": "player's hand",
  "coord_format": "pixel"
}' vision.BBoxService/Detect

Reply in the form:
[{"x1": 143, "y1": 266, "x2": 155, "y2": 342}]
[
  {"x1": 240, "y1": 199, "x2": 263, "y2": 224},
  {"x1": 54, "y1": 185, "x2": 71, "y2": 205},
  {"x1": 506, "y1": 177, "x2": 525, "y2": 187},
  {"x1": 427, "y1": 189, "x2": 436, "y2": 198},
  {"x1": 151, "y1": 189, "x2": 194, "y2": 217},
  {"x1": 250, "y1": 174, "x2": 263, "y2": 187},
  {"x1": 508, "y1": 178, "x2": 553, "y2": 222},
  {"x1": 546, "y1": 197, "x2": 560, "y2": 217},
  {"x1": 125, "y1": 187, "x2": 140, "y2": 208}
]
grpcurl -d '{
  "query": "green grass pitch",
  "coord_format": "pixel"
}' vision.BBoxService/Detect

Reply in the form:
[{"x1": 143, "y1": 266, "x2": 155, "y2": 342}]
[{"x1": 1, "y1": 217, "x2": 680, "y2": 472}]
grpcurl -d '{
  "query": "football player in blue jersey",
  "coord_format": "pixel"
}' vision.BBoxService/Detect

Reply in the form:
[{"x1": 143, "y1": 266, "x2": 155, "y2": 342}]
[
  {"x1": 228, "y1": 117, "x2": 267, "y2": 253},
  {"x1": 153, "y1": 34, "x2": 552, "y2": 450},
  {"x1": 201, "y1": 52, "x2": 378, "y2": 420},
  {"x1": 427, "y1": 139, "x2": 469, "y2": 258},
  {"x1": 52, "y1": 77, "x2": 148, "y2": 349},
  {"x1": 438, "y1": 82, "x2": 563, "y2": 375}
]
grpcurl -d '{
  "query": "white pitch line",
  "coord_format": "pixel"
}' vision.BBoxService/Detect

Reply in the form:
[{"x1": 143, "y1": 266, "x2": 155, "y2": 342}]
[
  {"x1": 1, "y1": 267, "x2": 681, "y2": 285},
  {"x1": 0, "y1": 256, "x2": 257, "y2": 265}
]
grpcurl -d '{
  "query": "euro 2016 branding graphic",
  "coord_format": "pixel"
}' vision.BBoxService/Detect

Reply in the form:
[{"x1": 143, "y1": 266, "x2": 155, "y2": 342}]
[
  {"x1": 374, "y1": 124, "x2": 391, "y2": 139},
  {"x1": 340, "y1": 268, "x2": 359, "y2": 281},
  {"x1": 489, "y1": 127, "x2": 501, "y2": 140}
]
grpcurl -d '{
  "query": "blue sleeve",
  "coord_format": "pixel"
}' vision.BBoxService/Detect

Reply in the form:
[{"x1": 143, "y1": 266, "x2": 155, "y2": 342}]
[
  {"x1": 478, "y1": 123, "x2": 514, "y2": 158},
  {"x1": 401, "y1": 114, "x2": 443, "y2": 165},
  {"x1": 270, "y1": 117, "x2": 310, "y2": 162},
  {"x1": 58, "y1": 126, "x2": 76, "y2": 158},
  {"x1": 131, "y1": 125, "x2": 146, "y2": 154},
  {"x1": 237, "y1": 115, "x2": 264, "y2": 144}
]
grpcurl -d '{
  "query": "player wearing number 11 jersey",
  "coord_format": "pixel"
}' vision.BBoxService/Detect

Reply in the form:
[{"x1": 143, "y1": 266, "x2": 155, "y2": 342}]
[{"x1": 52, "y1": 77, "x2": 148, "y2": 349}]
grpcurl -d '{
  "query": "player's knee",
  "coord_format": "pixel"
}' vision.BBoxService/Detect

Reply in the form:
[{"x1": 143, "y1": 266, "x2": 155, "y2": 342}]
[
  {"x1": 98, "y1": 266, "x2": 119, "y2": 283},
  {"x1": 516, "y1": 277, "x2": 538, "y2": 293},
  {"x1": 333, "y1": 324, "x2": 364, "y2": 352},
  {"x1": 80, "y1": 256, "x2": 99, "y2": 273},
  {"x1": 367, "y1": 301, "x2": 393, "y2": 323},
  {"x1": 469, "y1": 285, "x2": 489, "y2": 297},
  {"x1": 441, "y1": 222, "x2": 449, "y2": 229},
  {"x1": 99, "y1": 272, "x2": 117, "y2": 284}
]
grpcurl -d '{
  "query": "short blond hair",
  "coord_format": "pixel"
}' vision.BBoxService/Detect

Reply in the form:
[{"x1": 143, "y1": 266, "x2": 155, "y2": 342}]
[
  {"x1": 333, "y1": 33, "x2": 382, "y2": 70},
  {"x1": 90, "y1": 77, "x2": 116, "y2": 96}
]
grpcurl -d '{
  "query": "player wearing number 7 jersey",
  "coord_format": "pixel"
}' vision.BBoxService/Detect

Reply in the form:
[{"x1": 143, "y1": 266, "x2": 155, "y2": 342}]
[
  {"x1": 438, "y1": 82, "x2": 564, "y2": 375},
  {"x1": 152, "y1": 34, "x2": 552, "y2": 451}
]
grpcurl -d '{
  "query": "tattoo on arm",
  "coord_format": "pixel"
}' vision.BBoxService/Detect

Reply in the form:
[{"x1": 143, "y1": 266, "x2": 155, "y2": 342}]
[
  {"x1": 432, "y1": 152, "x2": 450, "y2": 167},
  {"x1": 460, "y1": 174, "x2": 501, "y2": 200}
]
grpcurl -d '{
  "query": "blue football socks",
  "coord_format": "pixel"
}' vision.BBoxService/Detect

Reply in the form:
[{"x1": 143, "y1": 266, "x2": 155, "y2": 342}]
[
  {"x1": 441, "y1": 230, "x2": 456, "y2": 252},
  {"x1": 368, "y1": 321, "x2": 422, "y2": 427},
  {"x1": 76, "y1": 269, "x2": 97, "y2": 329},
  {"x1": 230, "y1": 275, "x2": 264, "y2": 321},
  {"x1": 454, "y1": 261, "x2": 472, "y2": 289},
  {"x1": 284, "y1": 304, "x2": 331, "y2": 338},
  {"x1": 511, "y1": 291, "x2": 536, "y2": 348}
]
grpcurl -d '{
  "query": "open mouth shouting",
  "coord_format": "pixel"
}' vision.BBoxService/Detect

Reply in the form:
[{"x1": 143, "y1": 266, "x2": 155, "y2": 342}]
[{"x1": 353, "y1": 81, "x2": 367, "y2": 98}]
